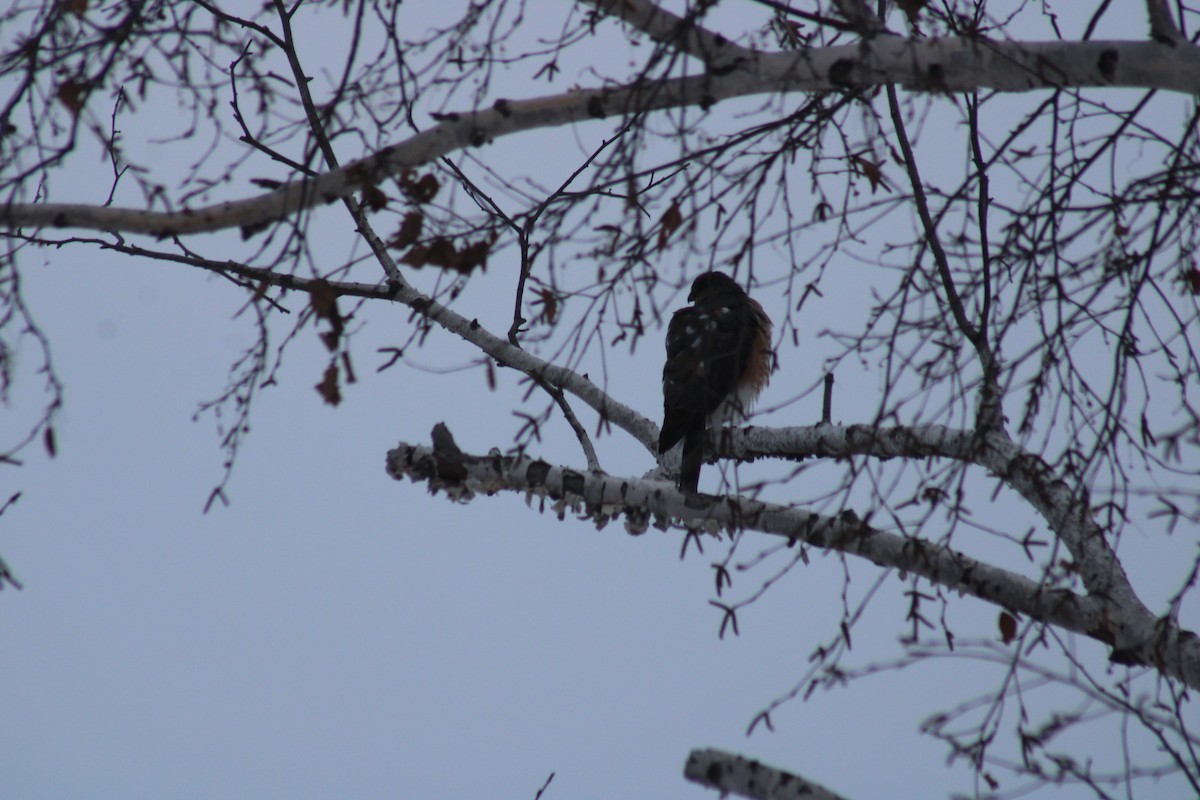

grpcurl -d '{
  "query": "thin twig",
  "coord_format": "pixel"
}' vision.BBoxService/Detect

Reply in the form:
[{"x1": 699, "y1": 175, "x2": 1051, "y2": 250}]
[{"x1": 886, "y1": 84, "x2": 1002, "y2": 433}]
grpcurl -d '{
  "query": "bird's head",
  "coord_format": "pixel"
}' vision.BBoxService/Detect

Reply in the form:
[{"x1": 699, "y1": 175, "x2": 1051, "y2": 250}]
[{"x1": 687, "y1": 271, "x2": 744, "y2": 303}]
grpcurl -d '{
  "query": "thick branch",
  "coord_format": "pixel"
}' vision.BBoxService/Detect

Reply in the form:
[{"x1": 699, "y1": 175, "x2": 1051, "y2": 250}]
[
  {"x1": 1145, "y1": 0, "x2": 1183, "y2": 44},
  {"x1": 386, "y1": 435, "x2": 1200, "y2": 689},
  {"x1": 729, "y1": 424, "x2": 1127, "y2": 598},
  {"x1": 583, "y1": 0, "x2": 756, "y2": 67},
  {"x1": 4, "y1": 39, "x2": 1198, "y2": 235},
  {"x1": 684, "y1": 749, "x2": 849, "y2": 800},
  {"x1": 726, "y1": 423, "x2": 1200, "y2": 682}
]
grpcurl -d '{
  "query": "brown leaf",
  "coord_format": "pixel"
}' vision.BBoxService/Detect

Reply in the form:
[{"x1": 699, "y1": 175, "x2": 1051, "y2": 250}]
[
  {"x1": 402, "y1": 234, "x2": 491, "y2": 275},
  {"x1": 315, "y1": 364, "x2": 341, "y2": 406},
  {"x1": 998, "y1": 611, "x2": 1017, "y2": 644},
  {"x1": 390, "y1": 212, "x2": 424, "y2": 248},
  {"x1": 400, "y1": 171, "x2": 440, "y2": 204},
  {"x1": 309, "y1": 279, "x2": 343, "y2": 350},
  {"x1": 401, "y1": 245, "x2": 429, "y2": 268},
  {"x1": 1182, "y1": 267, "x2": 1200, "y2": 295},
  {"x1": 851, "y1": 155, "x2": 891, "y2": 194},
  {"x1": 426, "y1": 237, "x2": 456, "y2": 267},
  {"x1": 308, "y1": 279, "x2": 339, "y2": 323},
  {"x1": 361, "y1": 183, "x2": 388, "y2": 211},
  {"x1": 44, "y1": 426, "x2": 56, "y2": 458},
  {"x1": 455, "y1": 237, "x2": 492, "y2": 274},
  {"x1": 658, "y1": 202, "x2": 683, "y2": 248},
  {"x1": 56, "y1": 79, "x2": 88, "y2": 116},
  {"x1": 536, "y1": 288, "x2": 558, "y2": 324}
]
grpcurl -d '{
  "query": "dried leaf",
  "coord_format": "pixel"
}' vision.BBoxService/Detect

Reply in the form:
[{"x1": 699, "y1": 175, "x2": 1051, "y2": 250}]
[
  {"x1": 426, "y1": 237, "x2": 456, "y2": 267},
  {"x1": 658, "y1": 202, "x2": 683, "y2": 248},
  {"x1": 390, "y1": 212, "x2": 424, "y2": 248},
  {"x1": 456, "y1": 237, "x2": 492, "y2": 274},
  {"x1": 402, "y1": 234, "x2": 491, "y2": 275},
  {"x1": 309, "y1": 280, "x2": 343, "y2": 350},
  {"x1": 309, "y1": 279, "x2": 340, "y2": 324},
  {"x1": 851, "y1": 155, "x2": 891, "y2": 194},
  {"x1": 56, "y1": 79, "x2": 88, "y2": 115},
  {"x1": 401, "y1": 245, "x2": 429, "y2": 268},
  {"x1": 537, "y1": 288, "x2": 558, "y2": 324},
  {"x1": 400, "y1": 171, "x2": 440, "y2": 204},
  {"x1": 998, "y1": 611, "x2": 1017, "y2": 644},
  {"x1": 315, "y1": 364, "x2": 341, "y2": 406},
  {"x1": 361, "y1": 183, "x2": 388, "y2": 211}
]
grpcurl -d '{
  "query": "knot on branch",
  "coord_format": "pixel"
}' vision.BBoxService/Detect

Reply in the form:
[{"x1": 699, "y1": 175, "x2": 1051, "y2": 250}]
[{"x1": 388, "y1": 430, "x2": 697, "y2": 535}]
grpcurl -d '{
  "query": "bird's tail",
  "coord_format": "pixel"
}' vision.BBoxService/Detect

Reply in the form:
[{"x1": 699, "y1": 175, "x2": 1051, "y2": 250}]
[{"x1": 679, "y1": 426, "x2": 705, "y2": 493}]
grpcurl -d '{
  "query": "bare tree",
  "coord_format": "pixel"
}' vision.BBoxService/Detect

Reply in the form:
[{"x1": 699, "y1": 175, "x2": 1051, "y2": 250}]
[{"x1": 3, "y1": 0, "x2": 1199, "y2": 796}]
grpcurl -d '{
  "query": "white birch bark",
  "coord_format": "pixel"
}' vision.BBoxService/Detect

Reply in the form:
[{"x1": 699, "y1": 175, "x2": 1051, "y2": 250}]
[{"x1": 3, "y1": 38, "x2": 1196, "y2": 236}]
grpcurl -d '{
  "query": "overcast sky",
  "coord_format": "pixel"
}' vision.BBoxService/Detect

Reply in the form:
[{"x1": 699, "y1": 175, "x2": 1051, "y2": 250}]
[{"x1": 2, "y1": 3, "x2": 1197, "y2": 799}]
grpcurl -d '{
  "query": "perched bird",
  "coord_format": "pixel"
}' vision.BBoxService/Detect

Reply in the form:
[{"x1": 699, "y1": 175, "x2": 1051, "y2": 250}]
[{"x1": 659, "y1": 271, "x2": 773, "y2": 492}]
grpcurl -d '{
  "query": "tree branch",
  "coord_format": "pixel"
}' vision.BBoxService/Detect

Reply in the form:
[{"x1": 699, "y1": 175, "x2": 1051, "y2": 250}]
[
  {"x1": 727, "y1": 424, "x2": 1132, "y2": 602},
  {"x1": 684, "y1": 748, "x2": 850, "y2": 800},
  {"x1": 5, "y1": 39, "x2": 1198, "y2": 236},
  {"x1": 886, "y1": 83, "x2": 1003, "y2": 432},
  {"x1": 582, "y1": 0, "x2": 758, "y2": 68},
  {"x1": 726, "y1": 423, "x2": 1199, "y2": 681},
  {"x1": 73, "y1": 238, "x2": 658, "y2": 452},
  {"x1": 386, "y1": 433, "x2": 1200, "y2": 689},
  {"x1": 1144, "y1": 0, "x2": 1183, "y2": 44}
]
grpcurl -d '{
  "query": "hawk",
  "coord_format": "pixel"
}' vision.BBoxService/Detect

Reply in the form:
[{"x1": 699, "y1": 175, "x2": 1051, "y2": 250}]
[{"x1": 659, "y1": 271, "x2": 773, "y2": 492}]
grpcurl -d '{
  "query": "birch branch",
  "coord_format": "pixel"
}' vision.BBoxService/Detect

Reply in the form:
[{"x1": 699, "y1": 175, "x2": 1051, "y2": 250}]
[
  {"x1": 727, "y1": 423, "x2": 1198, "y2": 682},
  {"x1": 1145, "y1": 0, "x2": 1183, "y2": 44},
  {"x1": 728, "y1": 424, "x2": 1135, "y2": 609},
  {"x1": 684, "y1": 748, "x2": 850, "y2": 800},
  {"x1": 582, "y1": 0, "x2": 757, "y2": 67},
  {"x1": 4, "y1": 39, "x2": 1197, "y2": 236},
  {"x1": 385, "y1": 433, "x2": 1200, "y2": 690}
]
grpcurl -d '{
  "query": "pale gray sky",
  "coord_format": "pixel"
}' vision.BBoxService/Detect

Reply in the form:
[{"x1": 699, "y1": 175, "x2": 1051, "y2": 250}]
[{"x1": 2, "y1": 3, "x2": 1196, "y2": 799}]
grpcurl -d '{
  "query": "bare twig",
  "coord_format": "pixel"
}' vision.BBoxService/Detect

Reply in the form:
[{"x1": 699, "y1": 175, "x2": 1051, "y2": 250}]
[{"x1": 886, "y1": 84, "x2": 1002, "y2": 433}]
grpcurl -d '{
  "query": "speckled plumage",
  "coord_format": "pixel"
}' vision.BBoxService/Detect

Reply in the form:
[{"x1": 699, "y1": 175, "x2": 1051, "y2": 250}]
[{"x1": 659, "y1": 271, "x2": 772, "y2": 492}]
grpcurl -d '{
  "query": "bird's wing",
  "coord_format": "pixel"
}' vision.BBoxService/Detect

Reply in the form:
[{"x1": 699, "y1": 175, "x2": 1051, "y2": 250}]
[{"x1": 659, "y1": 299, "x2": 757, "y2": 452}]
